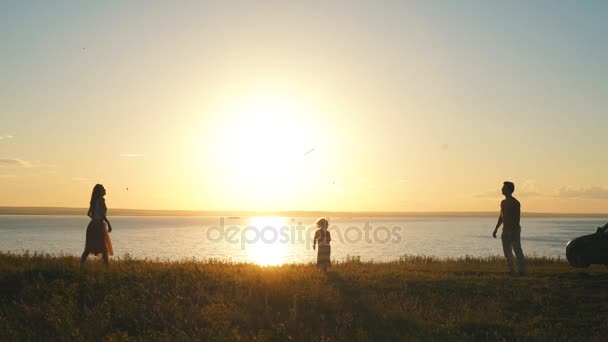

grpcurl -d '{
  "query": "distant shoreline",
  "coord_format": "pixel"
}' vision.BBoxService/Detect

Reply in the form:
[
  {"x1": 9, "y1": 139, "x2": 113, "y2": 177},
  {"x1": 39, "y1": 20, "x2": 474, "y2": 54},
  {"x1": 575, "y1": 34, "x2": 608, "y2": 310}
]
[{"x1": 0, "y1": 206, "x2": 606, "y2": 218}]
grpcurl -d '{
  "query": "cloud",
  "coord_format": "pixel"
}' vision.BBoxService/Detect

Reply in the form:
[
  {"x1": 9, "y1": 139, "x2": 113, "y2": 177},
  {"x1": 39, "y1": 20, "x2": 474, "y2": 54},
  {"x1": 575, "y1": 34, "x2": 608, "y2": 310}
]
[
  {"x1": 516, "y1": 180, "x2": 542, "y2": 197},
  {"x1": 0, "y1": 135, "x2": 14, "y2": 140},
  {"x1": 556, "y1": 186, "x2": 608, "y2": 199},
  {"x1": 0, "y1": 159, "x2": 31, "y2": 167},
  {"x1": 475, "y1": 190, "x2": 543, "y2": 199},
  {"x1": 474, "y1": 180, "x2": 542, "y2": 198},
  {"x1": 120, "y1": 153, "x2": 144, "y2": 158},
  {"x1": 476, "y1": 183, "x2": 608, "y2": 200},
  {"x1": 0, "y1": 159, "x2": 52, "y2": 168}
]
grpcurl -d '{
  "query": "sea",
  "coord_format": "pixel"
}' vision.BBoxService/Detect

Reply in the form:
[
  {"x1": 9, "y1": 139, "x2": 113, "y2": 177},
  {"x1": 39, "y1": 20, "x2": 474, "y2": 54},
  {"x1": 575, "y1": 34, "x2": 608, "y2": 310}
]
[{"x1": 0, "y1": 215, "x2": 605, "y2": 265}]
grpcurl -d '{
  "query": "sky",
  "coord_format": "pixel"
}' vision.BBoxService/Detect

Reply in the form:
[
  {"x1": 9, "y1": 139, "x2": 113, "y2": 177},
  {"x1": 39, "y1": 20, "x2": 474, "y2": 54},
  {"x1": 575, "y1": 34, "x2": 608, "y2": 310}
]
[{"x1": 1, "y1": 1, "x2": 607, "y2": 213}]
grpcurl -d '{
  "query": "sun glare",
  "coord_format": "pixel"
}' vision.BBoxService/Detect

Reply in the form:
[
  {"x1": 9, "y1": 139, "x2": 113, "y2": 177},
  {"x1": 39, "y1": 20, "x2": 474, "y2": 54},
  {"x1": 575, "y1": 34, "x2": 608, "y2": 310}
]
[{"x1": 205, "y1": 92, "x2": 327, "y2": 209}]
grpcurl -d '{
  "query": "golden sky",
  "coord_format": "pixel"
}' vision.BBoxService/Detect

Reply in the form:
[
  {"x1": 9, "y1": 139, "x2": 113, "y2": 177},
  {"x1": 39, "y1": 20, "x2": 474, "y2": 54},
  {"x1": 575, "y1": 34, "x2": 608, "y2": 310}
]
[{"x1": 1, "y1": 2, "x2": 607, "y2": 213}]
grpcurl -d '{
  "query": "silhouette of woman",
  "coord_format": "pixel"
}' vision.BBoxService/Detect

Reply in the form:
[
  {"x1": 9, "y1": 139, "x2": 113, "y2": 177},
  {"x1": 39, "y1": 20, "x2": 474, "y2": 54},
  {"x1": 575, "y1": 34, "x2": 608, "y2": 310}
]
[
  {"x1": 313, "y1": 218, "x2": 331, "y2": 271},
  {"x1": 81, "y1": 184, "x2": 113, "y2": 266}
]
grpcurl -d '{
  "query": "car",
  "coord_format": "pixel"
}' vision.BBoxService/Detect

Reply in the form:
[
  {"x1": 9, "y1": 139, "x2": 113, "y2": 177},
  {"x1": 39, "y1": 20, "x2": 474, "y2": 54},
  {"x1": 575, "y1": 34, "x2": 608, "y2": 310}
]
[{"x1": 566, "y1": 223, "x2": 608, "y2": 268}]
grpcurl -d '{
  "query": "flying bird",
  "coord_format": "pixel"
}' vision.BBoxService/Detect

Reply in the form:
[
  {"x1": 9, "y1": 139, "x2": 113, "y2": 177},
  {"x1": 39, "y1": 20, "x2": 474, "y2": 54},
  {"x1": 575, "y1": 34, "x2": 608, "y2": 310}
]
[{"x1": 304, "y1": 147, "x2": 316, "y2": 156}]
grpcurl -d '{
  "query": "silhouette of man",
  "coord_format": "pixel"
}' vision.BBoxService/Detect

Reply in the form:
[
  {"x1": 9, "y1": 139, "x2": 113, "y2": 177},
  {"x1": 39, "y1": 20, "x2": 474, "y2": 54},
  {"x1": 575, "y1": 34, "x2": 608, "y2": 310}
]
[{"x1": 492, "y1": 181, "x2": 526, "y2": 275}]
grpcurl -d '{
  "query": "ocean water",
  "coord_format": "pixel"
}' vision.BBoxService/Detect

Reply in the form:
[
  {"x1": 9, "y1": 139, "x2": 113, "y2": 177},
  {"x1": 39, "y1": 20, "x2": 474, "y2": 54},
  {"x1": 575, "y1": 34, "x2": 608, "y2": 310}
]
[{"x1": 0, "y1": 215, "x2": 605, "y2": 265}]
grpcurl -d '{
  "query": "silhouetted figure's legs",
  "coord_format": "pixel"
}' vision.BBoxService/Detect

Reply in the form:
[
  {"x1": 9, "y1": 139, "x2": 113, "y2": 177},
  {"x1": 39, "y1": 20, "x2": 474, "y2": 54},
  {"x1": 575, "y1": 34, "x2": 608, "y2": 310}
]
[
  {"x1": 81, "y1": 250, "x2": 109, "y2": 267},
  {"x1": 501, "y1": 233, "x2": 516, "y2": 275},
  {"x1": 511, "y1": 230, "x2": 526, "y2": 275},
  {"x1": 502, "y1": 230, "x2": 526, "y2": 275},
  {"x1": 80, "y1": 249, "x2": 89, "y2": 266}
]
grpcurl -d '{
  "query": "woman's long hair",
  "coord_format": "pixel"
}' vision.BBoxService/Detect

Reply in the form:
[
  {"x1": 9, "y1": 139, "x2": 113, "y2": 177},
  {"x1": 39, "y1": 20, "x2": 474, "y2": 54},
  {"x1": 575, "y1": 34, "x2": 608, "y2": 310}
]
[{"x1": 88, "y1": 184, "x2": 104, "y2": 218}]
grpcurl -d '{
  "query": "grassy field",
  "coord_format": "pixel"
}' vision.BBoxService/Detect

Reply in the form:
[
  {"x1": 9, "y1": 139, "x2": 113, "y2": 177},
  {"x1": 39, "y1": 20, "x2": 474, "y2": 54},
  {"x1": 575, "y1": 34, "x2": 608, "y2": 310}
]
[{"x1": 1, "y1": 253, "x2": 607, "y2": 341}]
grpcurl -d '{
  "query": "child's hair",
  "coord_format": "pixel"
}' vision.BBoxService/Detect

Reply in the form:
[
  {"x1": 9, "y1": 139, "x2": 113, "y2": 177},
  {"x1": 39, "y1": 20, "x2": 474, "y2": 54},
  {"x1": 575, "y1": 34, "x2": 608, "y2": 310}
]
[{"x1": 315, "y1": 218, "x2": 329, "y2": 229}]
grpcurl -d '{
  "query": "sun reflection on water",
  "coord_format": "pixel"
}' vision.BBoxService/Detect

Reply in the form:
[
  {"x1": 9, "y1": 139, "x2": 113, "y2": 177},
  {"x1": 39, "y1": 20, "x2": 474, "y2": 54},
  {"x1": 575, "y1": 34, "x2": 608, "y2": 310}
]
[{"x1": 246, "y1": 216, "x2": 288, "y2": 266}]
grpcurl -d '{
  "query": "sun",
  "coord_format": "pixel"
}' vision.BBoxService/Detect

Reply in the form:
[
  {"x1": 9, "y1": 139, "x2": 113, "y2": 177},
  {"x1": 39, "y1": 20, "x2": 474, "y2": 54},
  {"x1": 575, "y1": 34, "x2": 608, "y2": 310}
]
[{"x1": 204, "y1": 92, "x2": 327, "y2": 209}]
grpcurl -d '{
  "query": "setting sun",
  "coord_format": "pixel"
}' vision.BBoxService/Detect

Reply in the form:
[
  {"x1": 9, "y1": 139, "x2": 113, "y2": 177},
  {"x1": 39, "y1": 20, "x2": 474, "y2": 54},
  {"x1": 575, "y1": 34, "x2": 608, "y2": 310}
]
[{"x1": 203, "y1": 91, "x2": 329, "y2": 209}]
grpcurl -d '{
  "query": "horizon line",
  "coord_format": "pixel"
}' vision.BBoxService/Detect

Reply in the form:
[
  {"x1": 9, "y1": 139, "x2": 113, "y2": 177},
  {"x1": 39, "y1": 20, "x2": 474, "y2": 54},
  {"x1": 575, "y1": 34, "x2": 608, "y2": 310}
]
[{"x1": 0, "y1": 206, "x2": 606, "y2": 218}]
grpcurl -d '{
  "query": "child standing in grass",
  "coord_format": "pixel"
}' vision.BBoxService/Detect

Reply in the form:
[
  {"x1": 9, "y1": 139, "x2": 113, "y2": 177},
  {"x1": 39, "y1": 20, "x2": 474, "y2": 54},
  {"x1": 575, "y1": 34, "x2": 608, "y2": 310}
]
[{"x1": 313, "y1": 218, "x2": 331, "y2": 271}]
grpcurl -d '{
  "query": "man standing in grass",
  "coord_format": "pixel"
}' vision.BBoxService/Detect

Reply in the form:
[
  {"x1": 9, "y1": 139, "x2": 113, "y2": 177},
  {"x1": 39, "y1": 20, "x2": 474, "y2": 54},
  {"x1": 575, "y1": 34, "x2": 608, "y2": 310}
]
[{"x1": 493, "y1": 181, "x2": 526, "y2": 276}]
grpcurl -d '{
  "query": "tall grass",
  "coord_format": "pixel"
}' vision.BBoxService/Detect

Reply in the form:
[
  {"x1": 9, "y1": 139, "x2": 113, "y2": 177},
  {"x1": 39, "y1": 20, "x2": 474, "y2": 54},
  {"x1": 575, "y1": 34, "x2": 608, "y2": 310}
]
[{"x1": 1, "y1": 252, "x2": 607, "y2": 341}]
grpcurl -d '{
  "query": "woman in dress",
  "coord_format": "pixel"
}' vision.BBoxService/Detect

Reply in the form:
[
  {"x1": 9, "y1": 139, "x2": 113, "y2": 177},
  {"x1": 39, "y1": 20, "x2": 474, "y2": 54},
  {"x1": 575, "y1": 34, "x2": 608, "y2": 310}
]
[
  {"x1": 313, "y1": 218, "x2": 331, "y2": 271},
  {"x1": 81, "y1": 184, "x2": 113, "y2": 266}
]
